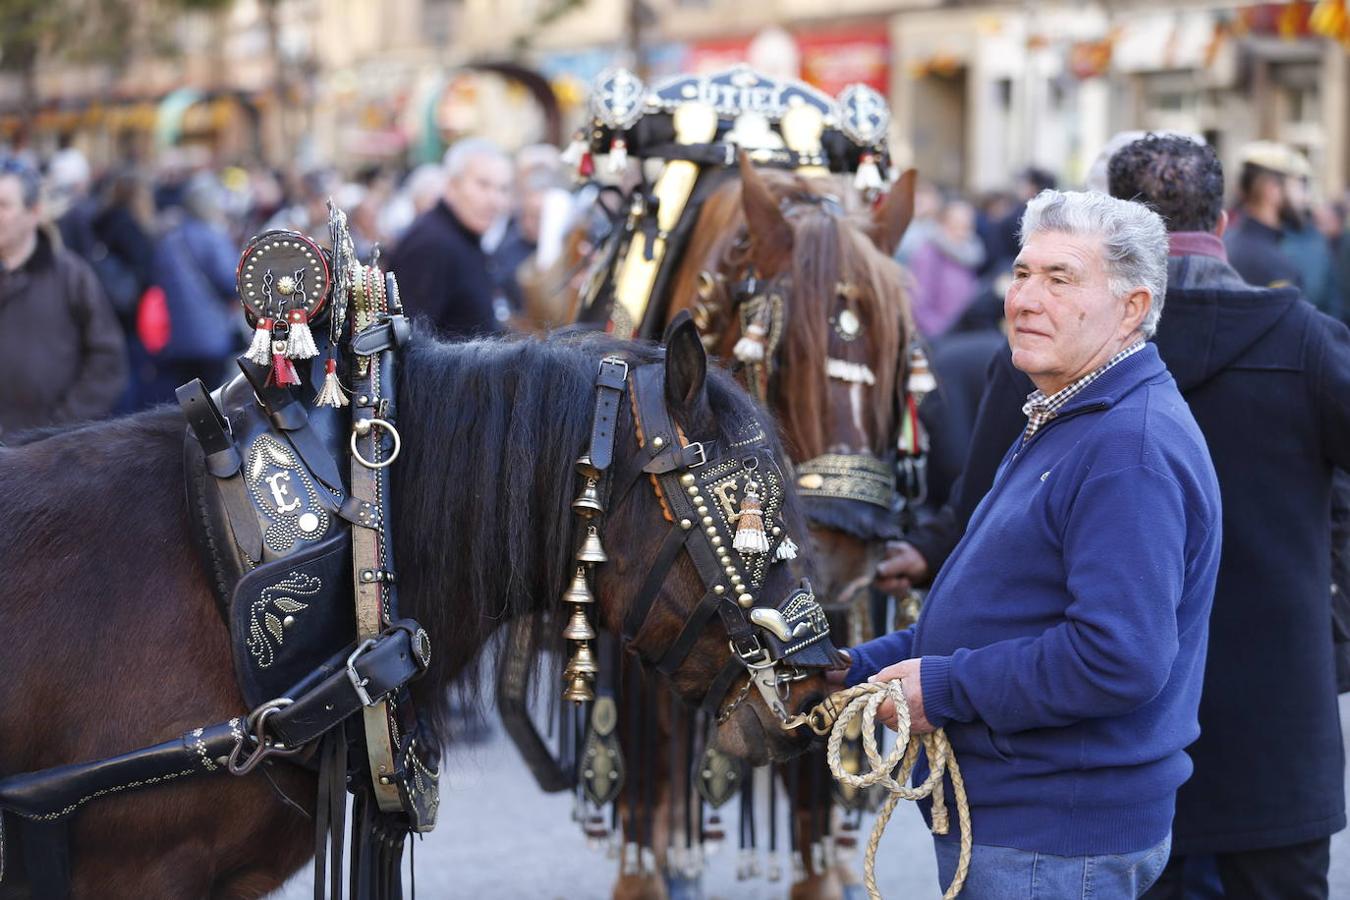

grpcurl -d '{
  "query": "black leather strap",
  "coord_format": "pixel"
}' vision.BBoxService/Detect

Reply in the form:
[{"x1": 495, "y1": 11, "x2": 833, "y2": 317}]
[
  {"x1": 236, "y1": 356, "x2": 345, "y2": 494},
  {"x1": 632, "y1": 365, "x2": 712, "y2": 474},
  {"x1": 588, "y1": 357, "x2": 629, "y2": 472},
  {"x1": 700, "y1": 658, "x2": 747, "y2": 718},
  {"x1": 623, "y1": 525, "x2": 690, "y2": 643},
  {"x1": 270, "y1": 622, "x2": 428, "y2": 749},
  {"x1": 351, "y1": 315, "x2": 410, "y2": 357},
  {"x1": 0, "y1": 721, "x2": 242, "y2": 821},
  {"x1": 176, "y1": 380, "x2": 240, "y2": 477},
  {"x1": 656, "y1": 587, "x2": 722, "y2": 676}
]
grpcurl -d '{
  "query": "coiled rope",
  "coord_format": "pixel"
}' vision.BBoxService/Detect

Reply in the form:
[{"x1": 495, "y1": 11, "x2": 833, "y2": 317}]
[{"x1": 821, "y1": 680, "x2": 973, "y2": 899}]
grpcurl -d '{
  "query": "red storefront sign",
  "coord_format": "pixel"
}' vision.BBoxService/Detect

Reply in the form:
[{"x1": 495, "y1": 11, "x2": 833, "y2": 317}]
[{"x1": 686, "y1": 25, "x2": 890, "y2": 97}]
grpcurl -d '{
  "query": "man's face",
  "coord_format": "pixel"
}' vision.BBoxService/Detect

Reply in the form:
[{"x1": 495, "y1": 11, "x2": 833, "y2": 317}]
[
  {"x1": 445, "y1": 154, "x2": 512, "y2": 236},
  {"x1": 0, "y1": 175, "x2": 39, "y2": 256},
  {"x1": 1005, "y1": 230, "x2": 1146, "y2": 392}
]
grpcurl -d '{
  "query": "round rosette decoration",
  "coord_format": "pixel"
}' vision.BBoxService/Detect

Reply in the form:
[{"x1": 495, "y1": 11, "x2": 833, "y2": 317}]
[{"x1": 236, "y1": 230, "x2": 333, "y2": 388}]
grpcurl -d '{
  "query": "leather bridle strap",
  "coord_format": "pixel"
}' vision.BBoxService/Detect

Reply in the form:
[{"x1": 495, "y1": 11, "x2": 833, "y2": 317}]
[
  {"x1": 589, "y1": 357, "x2": 629, "y2": 471},
  {"x1": 622, "y1": 525, "x2": 691, "y2": 643}
]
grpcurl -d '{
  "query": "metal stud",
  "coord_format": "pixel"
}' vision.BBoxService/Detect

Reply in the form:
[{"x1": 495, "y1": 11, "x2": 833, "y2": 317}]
[
  {"x1": 283, "y1": 615, "x2": 295, "y2": 627},
  {"x1": 711, "y1": 536, "x2": 722, "y2": 547},
  {"x1": 772, "y1": 526, "x2": 782, "y2": 536},
  {"x1": 680, "y1": 518, "x2": 693, "y2": 530},
  {"x1": 738, "y1": 593, "x2": 755, "y2": 608},
  {"x1": 680, "y1": 474, "x2": 696, "y2": 486},
  {"x1": 652, "y1": 436, "x2": 665, "y2": 448},
  {"x1": 697, "y1": 506, "x2": 709, "y2": 515},
  {"x1": 724, "y1": 565, "x2": 737, "y2": 576},
  {"x1": 692, "y1": 495, "x2": 705, "y2": 505},
  {"x1": 702, "y1": 516, "x2": 713, "y2": 526},
  {"x1": 687, "y1": 485, "x2": 700, "y2": 496},
  {"x1": 705, "y1": 526, "x2": 717, "y2": 537},
  {"x1": 714, "y1": 585, "x2": 726, "y2": 595}
]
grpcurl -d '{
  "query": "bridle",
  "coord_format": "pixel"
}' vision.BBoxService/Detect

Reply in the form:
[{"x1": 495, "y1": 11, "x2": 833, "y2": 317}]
[{"x1": 570, "y1": 352, "x2": 842, "y2": 728}]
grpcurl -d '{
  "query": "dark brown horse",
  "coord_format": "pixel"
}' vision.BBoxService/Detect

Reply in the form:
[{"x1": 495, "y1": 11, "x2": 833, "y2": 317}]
[{"x1": 0, "y1": 324, "x2": 829, "y2": 897}]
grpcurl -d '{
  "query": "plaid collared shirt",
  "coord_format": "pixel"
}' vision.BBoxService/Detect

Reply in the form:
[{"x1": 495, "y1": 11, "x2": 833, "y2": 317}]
[{"x1": 1021, "y1": 342, "x2": 1146, "y2": 442}]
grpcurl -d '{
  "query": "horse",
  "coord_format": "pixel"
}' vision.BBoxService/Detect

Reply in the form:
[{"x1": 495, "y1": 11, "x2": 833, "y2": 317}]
[
  {"x1": 0, "y1": 320, "x2": 834, "y2": 898},
  {"x1": 600, "y1": 157, "x2": 917, "y2": 900}
]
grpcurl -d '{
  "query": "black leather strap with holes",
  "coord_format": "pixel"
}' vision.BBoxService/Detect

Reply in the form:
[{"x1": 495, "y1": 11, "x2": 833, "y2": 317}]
[
  {"x1": 657, "y1": 587, "x2": 723, "y2": 676},
  {"x1": 589, "y1": 358, "x2": 629, "y2": 471},
  {"x1": 177, "y1": 380, "x2": 240, "y2": 477},
  {"x1": 623, "y1": 525, "x2": 690, "y2": 643}
]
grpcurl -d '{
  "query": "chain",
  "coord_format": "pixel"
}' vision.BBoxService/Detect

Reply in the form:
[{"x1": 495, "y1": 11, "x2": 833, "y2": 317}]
[{"x1": 715, "y1": 673, "x2": 755, "y2": 725}]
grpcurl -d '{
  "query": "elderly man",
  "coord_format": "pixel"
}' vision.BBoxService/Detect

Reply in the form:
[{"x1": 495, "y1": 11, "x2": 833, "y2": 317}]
[
  {"x1": 0, "y1": 156, "x2": 126, "y2": 438},
  {"x1": 386, "y1": 138, "x2": 512, "y2": 338},
  {"x1": 845, "y1": 190, "x2": 1222, "y2": 898}
]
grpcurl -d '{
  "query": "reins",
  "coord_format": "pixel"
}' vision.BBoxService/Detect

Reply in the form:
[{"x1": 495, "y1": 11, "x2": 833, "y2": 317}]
[{"x1": 791, "y1": 681, "x2": 973, "y2": 900}]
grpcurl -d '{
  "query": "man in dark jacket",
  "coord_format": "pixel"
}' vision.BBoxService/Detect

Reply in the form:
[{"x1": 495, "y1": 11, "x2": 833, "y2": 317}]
[
  {"x1": 386, "y1": 138, "x2": 512, "y2": 338},
  {"x1": 880, "y1": 134, "x2": 1350, "y2": 899},
  {"x1": 1223, "y1": 141, "x2": 1307, "y2": 292},
  {"x1": 0, "y1": 157, "x2": 126, "y2": 438}
]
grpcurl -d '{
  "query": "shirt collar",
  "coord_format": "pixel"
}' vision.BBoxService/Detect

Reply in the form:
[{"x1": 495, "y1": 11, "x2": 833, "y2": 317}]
[{"x1": 1023, "y1": 340, "x2": 1147, "y2": 418}]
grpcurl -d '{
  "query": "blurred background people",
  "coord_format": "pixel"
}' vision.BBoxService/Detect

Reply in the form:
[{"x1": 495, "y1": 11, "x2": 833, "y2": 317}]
[
  {"x1": 385, "y1": 138, "x2": 512, "y2": 338},
  {"x1": 907, "y1": 198, "x2": 983, "y2": 340},
  {"x1": 0, "y1": 156, "x2": 126, "y2": 438}
]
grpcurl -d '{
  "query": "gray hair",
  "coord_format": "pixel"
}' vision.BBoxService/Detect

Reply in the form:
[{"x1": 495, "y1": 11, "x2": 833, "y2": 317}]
[
  {"x1": 1020, "y1": 189, "x2": 1169, "y2": 338},
  {"x1": 442, "y1": 138, "x2": 508, "y2": 181}
]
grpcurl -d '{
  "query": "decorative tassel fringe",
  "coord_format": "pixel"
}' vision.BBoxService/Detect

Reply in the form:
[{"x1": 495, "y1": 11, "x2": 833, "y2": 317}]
[
  {"x1": 271, "y1": 348, "x2": 301, "y2": 387},
  {"x1": 733, "y1": 322, "x2": 767, "y2": 363},
  {"x1": 246, "y1": 318, "x2": 273, "y2": 366},
  {"x1": 825, "y1": 357, "x2": 877, "y2": 385},
  {"x1": 775, "y1": 534, "x2": 798, "y2": 561},
  {"x1": 561, "y1": 135, "x2": 588, "y2": 170},
  {"x1": 286, "y1": 311, "x2": 319, "y2": 359},
  {"x1": 607, "y1": 137, "x2": 628, "y2": 175},
  {"x1": 578, "y1": 149, "x2": 595, "y2": 179},
  {"x1": 314, "y1": 357, "x2": 348, "y2": 408},
  {"x1": 854, "y1": 152, "x2": 884, "y2": 193},
  {"x1": 733, "y1": 481, "x2": 771, "y2": 554},
  {"x1": 907, "y1": 344, "x2": 937, "y2": 396}
]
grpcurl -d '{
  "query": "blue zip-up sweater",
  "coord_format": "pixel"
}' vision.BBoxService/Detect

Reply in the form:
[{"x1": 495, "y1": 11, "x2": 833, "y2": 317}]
[{"x1": 848, "y1": 344, "x2": 1221, "y2": 857}]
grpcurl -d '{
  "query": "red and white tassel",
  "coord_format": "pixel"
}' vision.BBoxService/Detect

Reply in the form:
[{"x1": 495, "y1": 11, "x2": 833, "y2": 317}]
[
  {"x1": 314, "y1": 356, "x2": 348, "y2": 408},
  {"x1": 561, "y1": 134, "x2": 588, "y2": 170},
  {"x1": 285, "y1": 309, "x2": 319, "y2": 360},
  {"x1": 854, "y1": 152, "x2": 884, "y2": 194},
  {"x1": 246, "y1": 317, "x2": 274, "y2": 366},
  {"x1": 733, "y1": 481, "x2": 771, "y2": 554},
  {"x1": 733, "y1": 321, "x2": 767, "y2": 363},
  {"x1": 270, "y1": 339, "x2": 301, "y2": 387}
]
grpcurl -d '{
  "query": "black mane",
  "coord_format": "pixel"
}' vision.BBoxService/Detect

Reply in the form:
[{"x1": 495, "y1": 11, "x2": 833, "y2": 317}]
[{"x1": 392, "y1": 330, "x2": 802, "y2": 730}]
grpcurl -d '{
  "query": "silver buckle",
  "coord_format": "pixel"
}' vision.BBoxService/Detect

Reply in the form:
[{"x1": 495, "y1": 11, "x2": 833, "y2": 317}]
[
  {"x1": 599, "y1": 355, "x2": 629, "y2": 382},
  {"x1": 346, "y1": 638, "x2": 379, "y2": 707},
  {"x1": 686, "y1": 442, "x2": 707, "y2": 468}
]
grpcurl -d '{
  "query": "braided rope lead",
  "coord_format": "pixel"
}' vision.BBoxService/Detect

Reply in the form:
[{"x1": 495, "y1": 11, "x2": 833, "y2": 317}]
[{"x1": 822, "y1": 681, "x2": 973, "y2": 899}]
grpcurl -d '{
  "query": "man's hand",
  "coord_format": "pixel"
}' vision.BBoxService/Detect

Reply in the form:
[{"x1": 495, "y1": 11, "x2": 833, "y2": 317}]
[
  {"x1": 867, "y1": 658, "x2": 933, "y2": 734},
  {"x1": 874, "y1": 541, "x2": 930, "y2": 596}
]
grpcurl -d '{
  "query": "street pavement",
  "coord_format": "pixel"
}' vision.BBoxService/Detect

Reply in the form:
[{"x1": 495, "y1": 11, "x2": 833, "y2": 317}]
[{"x1": 271, "y1": 696, "x2": 1350, "y2": 899}]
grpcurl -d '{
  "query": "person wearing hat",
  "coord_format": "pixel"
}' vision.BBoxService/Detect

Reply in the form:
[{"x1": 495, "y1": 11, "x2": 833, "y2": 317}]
[{"x1": 1224, "y1": 141, "x2": 1308, "y2": 291}]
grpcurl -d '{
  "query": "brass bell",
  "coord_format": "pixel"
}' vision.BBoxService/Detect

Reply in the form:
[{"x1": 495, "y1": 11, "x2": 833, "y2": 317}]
[
  {"x1": 563, "y1": 672, "x2": 595, "y2": 704},
  {"x1": 563, "y1": 567, "x2": 594, "y2": 605},
  {"x1": 569, "y1": 640, "x2": 600, "y2": 676},
  {"x1": 577, "y1": 526, "x2": 608, "y2": 564},
  {"x1": 562, "y1": 606, "x2": 597, "y2": 641},
  {"x1": 572, "y1": 479, "x2": 604, "y2": 517}
]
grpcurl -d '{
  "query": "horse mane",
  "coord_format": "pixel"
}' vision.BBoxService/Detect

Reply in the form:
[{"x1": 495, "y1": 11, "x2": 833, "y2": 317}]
[
  {"x1": 392, "y1": 329, "x2": 800, "y2": 731},
  {"x1": 672, "y1": 171, "x2": 911, "y2": 461}
]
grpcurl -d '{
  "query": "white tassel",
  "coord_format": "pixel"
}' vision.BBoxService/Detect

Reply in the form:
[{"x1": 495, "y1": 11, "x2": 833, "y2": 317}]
[
  {"x1": 561, "y1": 135, "x2": 587, "y2": 169},
  {"x1": 907, "y1": 344, "x2": 937, "y2": 396},
  {"x1": 246, "y1": 319, "x2": 273, "y2": 366},
  {"x1": 854, "y1": 153, "x2": 884, "y2": 193},
  {"x1": 733, "y1": 322, "x2": 767, "y2": 363},
  {"x1": 775, "y1": 535, "x2": 798, "y2": 561},
  {"x1": 314, "y1": 357, "x2": 349, "y2": 408},
  {"x1": 285, "y1": 311, "x2": 319, "y2": 359},
  {"x1": 607, "y1": 137, "x2": 628, "y2": 175},
  {"x1": 826, "y1": 358, "x2": 877, "y2": 385}
]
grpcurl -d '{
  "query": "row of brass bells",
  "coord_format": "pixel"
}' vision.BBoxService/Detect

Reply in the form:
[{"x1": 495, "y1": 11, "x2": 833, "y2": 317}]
[{"x1": 564, "y1": 454, "x2": 606, "y2": 704}]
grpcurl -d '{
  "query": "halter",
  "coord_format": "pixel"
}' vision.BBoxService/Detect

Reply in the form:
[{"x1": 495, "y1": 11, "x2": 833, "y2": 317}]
[
  {"x1": 568, "y1": 353, "x2": 842, "y2": 726},
  {"x1": 693, "y1": 205, "x2": 913, "y2": 546}
]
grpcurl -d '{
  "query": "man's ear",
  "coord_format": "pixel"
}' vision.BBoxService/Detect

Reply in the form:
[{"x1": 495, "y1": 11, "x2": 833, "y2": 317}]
[
  {"x1": 870, "y1": 168, "x2": 917, "y2": 257},
  {"x1": 1213, "y1": 209, "x2": 1228, "y2": 238},
  {"x1": 663, "y1": 310, "x2": 708, "y2": 413},
  {"x1": 739, "y1": 152, "x2": 794, "y2": 274},
  {"x1": 1125, "y1": 287, "x2": 1152, "y2": 336}
]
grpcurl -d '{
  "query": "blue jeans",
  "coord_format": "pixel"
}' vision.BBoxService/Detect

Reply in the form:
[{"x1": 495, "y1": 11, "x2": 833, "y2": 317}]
[{"x1": 934, "y1": 833, "x2": 1172, "y2": 899}]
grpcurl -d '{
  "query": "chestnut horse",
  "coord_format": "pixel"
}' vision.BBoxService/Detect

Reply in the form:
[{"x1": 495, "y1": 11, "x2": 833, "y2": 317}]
[
  {"x1": 0, "y1": 324, "x2": 828, "y2": 898},
  {"x1": 613, "y1": 159, "x2": 915, "y2": 900}
]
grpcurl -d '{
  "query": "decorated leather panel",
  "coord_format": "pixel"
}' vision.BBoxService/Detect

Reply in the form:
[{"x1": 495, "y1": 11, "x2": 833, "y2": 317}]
[{"x1": 244, "y1": 433, "x2": 336, "y2": 555}]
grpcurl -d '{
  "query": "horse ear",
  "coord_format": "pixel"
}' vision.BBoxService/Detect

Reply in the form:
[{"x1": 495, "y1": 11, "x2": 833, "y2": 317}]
[
  {"x1": 663, "y1": 310, "x2": 708, "y2": 412},
  {"x1": 870, "y1": 168, "x2": 917, "y2": 257},
  {"x1": 739, "y1": 152, "x2": 793, "y2": 274}
]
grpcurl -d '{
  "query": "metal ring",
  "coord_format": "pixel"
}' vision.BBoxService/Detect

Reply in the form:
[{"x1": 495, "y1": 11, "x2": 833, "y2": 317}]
[{"x1": 351, "y1": 417, "x2": 401, "y2": 469}]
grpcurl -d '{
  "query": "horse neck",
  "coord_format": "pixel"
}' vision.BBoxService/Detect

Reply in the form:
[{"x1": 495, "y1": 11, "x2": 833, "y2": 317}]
[{"x1": 388, "y1": 339, "x2": 601, "y2": 690}]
